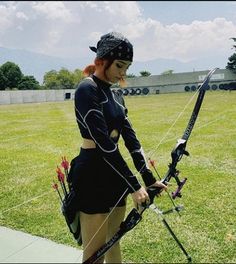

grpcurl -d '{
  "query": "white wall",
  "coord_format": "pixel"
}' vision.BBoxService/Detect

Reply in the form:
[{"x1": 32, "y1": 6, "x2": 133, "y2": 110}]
[{"x1": 0, "y1": 89, "x2": 75, "y2": 105}]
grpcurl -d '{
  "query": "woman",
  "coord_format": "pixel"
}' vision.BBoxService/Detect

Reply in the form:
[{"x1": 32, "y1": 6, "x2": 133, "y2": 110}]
[{"x1": 69, "y1": 32, "x2": 167, "y2": 263}]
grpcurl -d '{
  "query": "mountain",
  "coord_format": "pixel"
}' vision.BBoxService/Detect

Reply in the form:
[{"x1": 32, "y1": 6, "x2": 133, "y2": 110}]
[
  {"x1": 0, "y1": 47, "x2": 228, "y2": 84},
  {"x1": 133, "y1": 56, "x2": 228, "y2": 76},
  {"x1": 0, "y1": 47, "x2": 89, "y2": 84}
]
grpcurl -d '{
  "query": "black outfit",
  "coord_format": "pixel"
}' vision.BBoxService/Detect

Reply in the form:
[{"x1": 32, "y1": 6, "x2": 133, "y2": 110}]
[{"x1": 68, "y1": 74, "x2": 156, "y2": 214}]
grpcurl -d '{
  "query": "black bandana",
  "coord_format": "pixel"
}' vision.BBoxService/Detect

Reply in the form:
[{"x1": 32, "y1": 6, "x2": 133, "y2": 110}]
[{"x1": 89, "y1": 32, "x2": 133, "y2": 62}]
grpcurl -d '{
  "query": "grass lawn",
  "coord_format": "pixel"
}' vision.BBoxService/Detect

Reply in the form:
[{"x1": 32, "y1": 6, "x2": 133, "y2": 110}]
[{"x1": 0, "y1": 90, "x2": 235, "y2": 263}]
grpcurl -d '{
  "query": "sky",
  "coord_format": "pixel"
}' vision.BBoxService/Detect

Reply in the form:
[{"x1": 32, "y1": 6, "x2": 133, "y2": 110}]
[{"x1": 0, "y1": 1, "x2": 236, "y2": 69}]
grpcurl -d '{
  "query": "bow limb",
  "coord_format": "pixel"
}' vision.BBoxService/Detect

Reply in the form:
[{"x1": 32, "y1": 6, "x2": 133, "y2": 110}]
[
  {"x1": 79, "y1": 188, "x2": 129, "y2": 255},
  {"x1": 182, "y1": 67, "x2": 218, "y2": 141},
  {"x1": 155, "y1": 68, "x2": 219, "y2": 198},
  {"x1": 83, "y1": 207, "x2": 142, "y2": 264}
]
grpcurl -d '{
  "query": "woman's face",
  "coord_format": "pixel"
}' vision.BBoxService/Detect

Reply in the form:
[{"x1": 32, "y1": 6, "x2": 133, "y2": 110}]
[{"x1": 104, "y1": 60, "x2": 132, "y2": 84}]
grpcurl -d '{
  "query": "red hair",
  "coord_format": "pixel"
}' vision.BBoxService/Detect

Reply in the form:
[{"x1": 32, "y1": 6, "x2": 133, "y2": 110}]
[
  {"x1": 83, "y1": 64, "x2": 96, "y2": 77},
  {"x1": 82, "y1": 58, "x2": 127, "y2": 87},
  {"x1": 82, "y1": 58, "x2": 104, "y2": 77}
]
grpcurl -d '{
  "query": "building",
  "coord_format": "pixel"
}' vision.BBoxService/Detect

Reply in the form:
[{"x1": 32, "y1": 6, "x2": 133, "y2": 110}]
[
  {"x1": 0, "y1": 69, "x2": 235, "y2": 105},
  {"x1": 120, "y1": 68, "x2": 236, "y2": 96}
]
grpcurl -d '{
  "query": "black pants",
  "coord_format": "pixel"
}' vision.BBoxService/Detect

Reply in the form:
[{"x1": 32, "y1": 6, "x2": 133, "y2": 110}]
[{"x1": 68, "y1": 148, "x2": 129, "y2": 214}]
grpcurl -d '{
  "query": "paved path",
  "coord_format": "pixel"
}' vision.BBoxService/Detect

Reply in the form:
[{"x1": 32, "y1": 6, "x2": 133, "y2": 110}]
[{"x1": 0, "y1": 226, "x2": 83, "y2": 263}]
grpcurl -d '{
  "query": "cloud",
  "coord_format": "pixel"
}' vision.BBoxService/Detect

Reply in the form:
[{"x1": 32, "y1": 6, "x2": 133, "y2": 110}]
[
  {"x1": 131, "y1": 17, "x2": 236, "y2": 62},
  {"x1": 32, "y1": 1, "x2": 73, "y2": 22},
  {"x1": 0, "y1": 3, "x2": 16, "y2": 34},
  {"x1": 16, "y1": 11, "x2": 29, "y2": 20},
  {"x1": 103, "y1": 1, "x2": 142, "y2": 22},
  {"x1": 0, "y1": 1, "x2": 235, "y2": 63}
]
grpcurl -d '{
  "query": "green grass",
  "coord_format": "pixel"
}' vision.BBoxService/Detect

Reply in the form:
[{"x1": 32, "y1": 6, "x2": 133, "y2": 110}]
[{"x1": 0, "y1": 91, "x2": 235, "y2": 263}]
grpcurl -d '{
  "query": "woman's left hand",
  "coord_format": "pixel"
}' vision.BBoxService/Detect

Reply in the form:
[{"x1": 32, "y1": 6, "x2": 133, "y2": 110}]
[{"x1": 148, "y1": 180, "x2": 168, "y2": 195}]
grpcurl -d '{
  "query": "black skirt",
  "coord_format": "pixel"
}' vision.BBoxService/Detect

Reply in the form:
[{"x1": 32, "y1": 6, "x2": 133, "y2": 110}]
[{"x1": 67, "y1": 148, "x2": 129, "y2": 214}]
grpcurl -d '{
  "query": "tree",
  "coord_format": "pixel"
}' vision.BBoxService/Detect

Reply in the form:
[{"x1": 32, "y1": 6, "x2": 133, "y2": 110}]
[
  {"x1": 227, "y1": 54, "x2": 236, "y2": 73},
  {"x1": 43, "y1": 70, "x2": 60, "y2": 89},
  {"x1": 0, "y1": 61, "x2": 23, "y2": 89},
  {"x1": 73, "y1": 68, "x2": 84, "y2": 86},
  {"x1": 126, "y1": 73, "x2": 136, "y2": 78},
  {"x1": 139, "y1": 70, "x2": 151, "y2": 77},
  {"x1": 0, "y1": 69, "x2": 7, "y2": 90},
  {"x1": 226, "y1": 38, "x2": 236, "y2": 73},
  {"x1": 161, "y1": 69, "x2": 174, "y2": 75},
  {"x1": 17, "y1": 75, "x2": 40, "y2": 90},
  {"x1": 57, "y1": 68, "x2": 74, "y2": 89},
  {"x1": 44, "y1": 68, "x2": 84, "y2": 89}
]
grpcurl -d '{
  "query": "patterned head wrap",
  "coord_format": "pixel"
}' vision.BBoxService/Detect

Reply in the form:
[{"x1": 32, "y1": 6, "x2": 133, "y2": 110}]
[{"x1": 89, "y1": 32, "x2": 133, "y2": 62}]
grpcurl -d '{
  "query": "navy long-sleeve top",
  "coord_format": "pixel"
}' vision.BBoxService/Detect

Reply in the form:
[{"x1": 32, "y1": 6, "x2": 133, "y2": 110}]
[{"x1": 74, "y1": 74, "x2": 156, "y2": 193}]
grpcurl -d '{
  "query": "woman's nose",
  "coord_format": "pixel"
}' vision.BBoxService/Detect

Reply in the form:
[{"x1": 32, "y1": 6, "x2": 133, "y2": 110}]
[{"x1": 120, "y1": 70, "x2": 126, "y2": 77}]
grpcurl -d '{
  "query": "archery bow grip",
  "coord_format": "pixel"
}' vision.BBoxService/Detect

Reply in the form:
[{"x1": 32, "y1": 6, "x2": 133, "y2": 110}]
[
  {"x1": 147, "y1": 186, "x2": 163, "y2": 203},
  {"x1": 139, "y1": 186, "x2": 163, "y2": 209}
]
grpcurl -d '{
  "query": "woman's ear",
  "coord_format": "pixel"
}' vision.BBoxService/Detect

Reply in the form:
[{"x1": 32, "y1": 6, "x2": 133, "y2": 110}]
[{"x1": 94, "y1": 58, "x2": 105, "y2": 67}]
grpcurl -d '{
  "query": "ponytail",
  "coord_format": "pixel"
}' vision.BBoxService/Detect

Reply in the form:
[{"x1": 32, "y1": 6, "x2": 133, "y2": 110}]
[
  {"x1": 83, "y1": 64, "x2": 96, "y2": 77},
  {"x1": 82, "y1": 58, "x2": 105, "y2": 77}
]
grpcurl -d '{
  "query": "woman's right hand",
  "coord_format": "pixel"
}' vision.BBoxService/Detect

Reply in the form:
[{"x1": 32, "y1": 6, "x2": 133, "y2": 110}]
[{"x1": 131, "y1": 186, "x2": 150, "y2": 207}]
